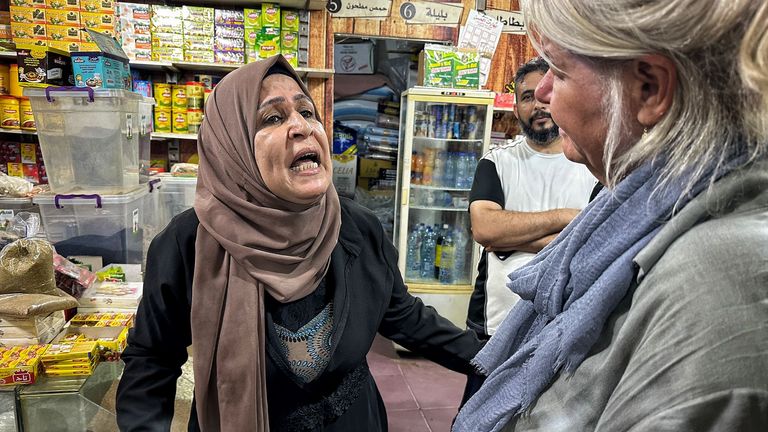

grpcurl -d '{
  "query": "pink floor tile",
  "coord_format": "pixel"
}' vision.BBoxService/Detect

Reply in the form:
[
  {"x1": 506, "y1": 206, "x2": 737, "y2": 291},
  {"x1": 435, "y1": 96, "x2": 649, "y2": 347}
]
[
  {"x1": 373, "y1": 373, "x2": 419, "y2": 411},
  {"x1": 387, "y1": 409, "x2": 432, "y2": 432},
  {"x1": 399, "y1": 360, "x2": 466, "y2": 409},
  {"x1": 367, "y1": 351, "x2": 403, "y2": 377},
  {"x1": 422, "y1": 407, "x2": 459, "y2": 432}
]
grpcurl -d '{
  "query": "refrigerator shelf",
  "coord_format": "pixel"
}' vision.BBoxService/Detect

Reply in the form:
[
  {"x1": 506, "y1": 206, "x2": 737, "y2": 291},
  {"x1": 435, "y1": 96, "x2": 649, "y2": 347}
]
[
  {"x1": 405, "y1": 283, "x2": 474, "y2": 294},
  {"x1": 409, "y1": 205, "x2": 468, "y2": 212},
  {"x1": 413, "y1": 136, "x2": 484, "y2": 143},
  {"x1": 410, "y1": 185, "x2": 472, "y2": 192}
]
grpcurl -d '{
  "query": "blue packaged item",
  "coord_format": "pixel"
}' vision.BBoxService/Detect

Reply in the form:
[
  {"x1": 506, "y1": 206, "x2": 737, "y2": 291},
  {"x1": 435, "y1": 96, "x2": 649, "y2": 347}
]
[
  {"x1": 72, "y1": 29, "x2": 131, "y2": 90},
  {"x1": 332, "y1": 122, "x2": 357, "y2": 155}
]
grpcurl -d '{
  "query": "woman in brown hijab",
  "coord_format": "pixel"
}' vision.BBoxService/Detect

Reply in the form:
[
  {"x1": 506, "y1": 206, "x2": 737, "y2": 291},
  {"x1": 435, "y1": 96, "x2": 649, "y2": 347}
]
[{"x1": 116, "y1": 55, "x2": 482, "y2": 431}]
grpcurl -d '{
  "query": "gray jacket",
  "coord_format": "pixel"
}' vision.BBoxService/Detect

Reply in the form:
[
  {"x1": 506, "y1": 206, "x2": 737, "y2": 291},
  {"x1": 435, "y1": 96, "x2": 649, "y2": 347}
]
[{"x1": 508, "y1": 161, "x2": 768, "y2": 432}]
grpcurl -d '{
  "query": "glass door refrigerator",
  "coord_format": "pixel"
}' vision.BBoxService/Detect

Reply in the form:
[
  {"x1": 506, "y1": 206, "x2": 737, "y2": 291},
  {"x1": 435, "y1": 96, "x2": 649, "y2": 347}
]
[{"x1": 394, "y1": 87, "x2": 495, "y2": 328}]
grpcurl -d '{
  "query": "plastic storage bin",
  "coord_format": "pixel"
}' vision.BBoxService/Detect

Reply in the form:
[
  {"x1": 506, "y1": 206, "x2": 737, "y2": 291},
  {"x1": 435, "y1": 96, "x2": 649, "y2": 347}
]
[
  {"x1": 142, "y1": 178, "x2": 163, "y2": 267},
  {"x1": 24, "y1": 87, "x2": 154, "y2": 194},
  {"x1": 33, "y1": 187, "x2": 147, "y2": 265},
  {"x1": 0, "y1": 197, "x2": 39, "y2": 228},
  {"x1": 157, "y1": 174, "x2": 196, "y2": 231}
]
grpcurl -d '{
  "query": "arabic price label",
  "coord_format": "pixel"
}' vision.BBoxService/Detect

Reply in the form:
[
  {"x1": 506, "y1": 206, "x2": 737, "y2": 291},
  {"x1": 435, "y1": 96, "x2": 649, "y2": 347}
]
[
  {"x1": 400, "y1": 0, "x2": 463, "y2": 25},
  {"x1": 328, "y1": 0, "x2": 393, "y2": 18}
]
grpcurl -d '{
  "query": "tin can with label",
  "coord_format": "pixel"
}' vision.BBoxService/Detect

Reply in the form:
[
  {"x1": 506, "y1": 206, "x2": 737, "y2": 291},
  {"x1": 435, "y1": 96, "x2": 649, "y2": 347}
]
[
  {"x1": 19, "y1": 97, "x2": 35, "y2": 130},
  {"x1": 172, "y1": 85, "x2": 187, "y2": 110},
  {"x1": 187, "y1": 109, "x2": 202, "y2": 134},
  {"x1": 154, "y1": 109, "x2": 172, "y2": 133},
  {"x1": 0, "y1": 96, "x2": 20, "y2": 129},
  {"x1": 185, "y1": 81, "x2": 204, "y2": 98},
  {"x1": 154, "y1": 83, "x2": 172, "y2": 108},
  {"x1": 186, "y1": 96, "x2": 203, "y2": 110},
  {"x1": 172, "y1": 110, "x2": 188, "y2": 134}
]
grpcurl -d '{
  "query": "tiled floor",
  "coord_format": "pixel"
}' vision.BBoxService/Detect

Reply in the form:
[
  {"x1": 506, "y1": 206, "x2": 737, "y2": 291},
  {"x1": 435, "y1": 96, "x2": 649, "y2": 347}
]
[{"x1": 367, "y1": 335, "x2": 466, "y2": 432}]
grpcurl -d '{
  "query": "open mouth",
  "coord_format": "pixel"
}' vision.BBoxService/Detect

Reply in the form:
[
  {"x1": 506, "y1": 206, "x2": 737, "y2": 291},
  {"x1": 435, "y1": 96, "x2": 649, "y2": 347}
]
[{"x1": 290, "y1": 150, "x2": 320, "y2": 173}]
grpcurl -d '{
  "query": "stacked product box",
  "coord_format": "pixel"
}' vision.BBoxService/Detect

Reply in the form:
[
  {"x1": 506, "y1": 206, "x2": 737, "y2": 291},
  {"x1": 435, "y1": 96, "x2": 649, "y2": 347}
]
[
  {"x1": 280, "y1": 7, "x2": 299, "y2": 67},
  {"x1": 243, "y1": 7, "x2": 260, "y2": 63},
  {"x1": 0, "y1": 312, "x2": 66, "y2": 347},
  {"x1": 41, "y1": 340, "x2": 100, "y2": 377},
  {"x1": 0, "y1": 8, "x2": 11, "y2": 50},
  {"x1": 214, "y1": 8, "x2": 244, "y2": 65},
  {"x1": 182, "y1": 6, "x2": 214, "y2": 63},
  {"x1": 257, "y1": 3, "x2": 279, "y2": 61},
  {"x1": 10, "y1": 0, "x2": 48, "y2": 48},
  {"x1": 115, "y1": 2, "x2": 151, "y2": 61},
  {"x1": 150, "y1": 5, "x2": 182, "y2": 62},
  {"x1": 0, "y1": 344, "x2": 47, "y2": 385},
  {"x1": 72, "y1": 28, "x2": 131, "y2": 89},
  {"x1": 0, "y1": 140, "x2": 47, "y2": 184},
  {"x1": 79, "y1": 0, "x2": 115, "y2": 51}
]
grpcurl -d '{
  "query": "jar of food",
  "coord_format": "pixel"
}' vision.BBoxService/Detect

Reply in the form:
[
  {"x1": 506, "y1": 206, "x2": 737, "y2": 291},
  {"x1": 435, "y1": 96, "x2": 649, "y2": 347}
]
[
  {"x1": 154, "y1": 109, "x2": 172, "y2": 133},
  {"x1": 0, "y1": 96, "x2": 20, "y2": 129},
  {"x1": 153, "y1": 83, "x2": 172, "y2": 108},
  {"x1": 172, "y1": 110, "x2": 188, "y2": 134},
  {"x1": 19, "y1": 97, "x2": 35, "y2": 130},
  {"x1": 172, "y1": 85, "x2": 187, "y2": 110},
  {"x1": 187, "y1": 109, "x2": 202, "y2": 134},
  {"x1": 9, "y1": 65, "x2": 22, "y2": 98}
]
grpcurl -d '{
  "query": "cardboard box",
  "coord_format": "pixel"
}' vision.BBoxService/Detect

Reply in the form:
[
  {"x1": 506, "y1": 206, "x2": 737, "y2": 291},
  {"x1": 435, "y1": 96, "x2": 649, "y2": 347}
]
[
  {"x1": 282, "y1": 9, "x2": 299, "y2": 32},
  {"x1": 10, "y1": 6, "x2": 46, "y2": 25},
  {"x1": 334, "y1": 43, "x2": 374, "y2": 74},
  {"x1": 419, "y1": 44, "x2": 454, "y2": 88},
  {"x1": 358, "y1": 157, "x2": 394, "y2": 178},
  {"x1": 453, "y1": 49, "x2": 480, "y2": 89},
  {"x1": 8, "y1": 0, "x2": 46, "y2": 8},
  {"x1": 244, "y1": 8, "x2": 261, "y2": 29},
  {"x1": 280, "y1": 30, "x2": 298, "y2": 51},
  {"x1": 16, "y1": 43, "x2": 71, "y2": 87},
  {"x1": 46, "y1": 0, "x2": 80, "y2": 12},
  {"x1": 11, "y1": 22, "x2": 46, "y2": 40},
  {"x1": 80, "y1": 11, "x2": 115, "y2": 30},
  {"x1": 46, "y1": 40, "x2": 79, "y2": 52},
  {"x1": 80, "y1": 0, "x2": 112, "y2": 13},
  {"x1": 332, "y1": 154, "x2": 357, "y2": 198},
  {"x1": 52, "y1": 326, "x2": 128, "y2": 361},
  {"x1": 46, "y1": 24, "x2": 82, "y2": 42},
  {"x1": 71, "y1": 28, "x2": 129, "y2": 89},
  {"x1": 46, "y1": 9, "x2": 81, "y2": 26},
  {"x1": 0, "y1": 345, "x2": 44, "y2": 386}
]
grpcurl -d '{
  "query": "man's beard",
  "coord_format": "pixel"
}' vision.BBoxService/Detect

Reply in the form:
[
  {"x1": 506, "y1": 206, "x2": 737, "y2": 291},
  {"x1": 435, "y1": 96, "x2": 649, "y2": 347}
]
[{"x1": 520, "y1": 115, "x2": 559, "y2": 145}]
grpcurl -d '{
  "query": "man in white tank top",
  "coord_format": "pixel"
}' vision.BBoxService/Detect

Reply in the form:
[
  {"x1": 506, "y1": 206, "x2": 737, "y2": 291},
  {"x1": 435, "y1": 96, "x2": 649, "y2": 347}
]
[{"x1": 466, "y1": 58, "x2": 597, "y2": 339}]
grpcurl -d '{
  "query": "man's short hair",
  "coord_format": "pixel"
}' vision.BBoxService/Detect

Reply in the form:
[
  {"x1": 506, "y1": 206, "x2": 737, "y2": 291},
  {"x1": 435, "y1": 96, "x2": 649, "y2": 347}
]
[{"x1": 514, "y1": 57, "x2": 550, "y2": 92}]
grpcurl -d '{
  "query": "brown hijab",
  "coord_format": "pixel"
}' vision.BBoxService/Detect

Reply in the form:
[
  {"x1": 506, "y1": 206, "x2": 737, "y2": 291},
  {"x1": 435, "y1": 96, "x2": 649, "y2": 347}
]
[{"x1": 191, "y1": 55, "x2": 341, "y2": 431}]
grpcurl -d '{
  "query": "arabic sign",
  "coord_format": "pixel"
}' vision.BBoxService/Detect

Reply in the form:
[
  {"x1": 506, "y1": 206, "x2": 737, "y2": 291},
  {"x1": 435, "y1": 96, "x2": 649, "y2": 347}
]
[
  {"x1": 326, "y1": 0, "x2": 393, "y2": 18},
  {"x1": 399, "y1": 1, "x2": 464, "y2": 25},
  {"x1": 484, "y1": 9, "x2": 526, "y2": 34}
]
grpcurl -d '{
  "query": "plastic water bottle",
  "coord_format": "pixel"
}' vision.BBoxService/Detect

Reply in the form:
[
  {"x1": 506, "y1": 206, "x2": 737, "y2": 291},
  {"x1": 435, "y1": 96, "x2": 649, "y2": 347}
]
[
  {"x1": 466, "y1": 152, "x2": 477, "y2": 186},
  {"x1": 420, "y1": 226, "x2": 436, "y2": 280},
  {"x1": 444, "y1": 153, "x2": 456, "y2": 188},
  {"x1": 438, "y1": 233, "x2": 455, "y2": 283},
  {"x1": 405, "y1": 224, "x2": 423, "y2": 280},
  {"x1": 455, "y1": 152, "x2": 468, "y2": 189},
  {"x1": 433, "y1": 151, "x2": 446, "y2": 187},
  {"x1": 453, "y1": 228, "x2": 468, "y2": 283}
]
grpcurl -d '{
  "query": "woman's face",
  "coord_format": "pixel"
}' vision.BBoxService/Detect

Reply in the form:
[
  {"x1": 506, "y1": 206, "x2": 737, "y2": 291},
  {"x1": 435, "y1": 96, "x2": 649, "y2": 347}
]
[
  {"x1": 253, "y1": 74, "x2": 332, "y2": 204},
  {"x1": 535, "y1": 41, "x2": 609, "y2": 182}
]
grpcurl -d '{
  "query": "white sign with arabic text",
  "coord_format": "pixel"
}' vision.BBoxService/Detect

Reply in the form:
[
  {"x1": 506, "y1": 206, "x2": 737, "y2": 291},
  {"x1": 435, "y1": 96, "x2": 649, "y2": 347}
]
[
  {"x1": 484, "y1": 9, "x2": 527, "y2": 34},
  {"x1": 326, "y1": 0, "x2": 392, "y2": 18},
  {"x1": 399, "y1": 1, "x2": 464, "y2": 25}
]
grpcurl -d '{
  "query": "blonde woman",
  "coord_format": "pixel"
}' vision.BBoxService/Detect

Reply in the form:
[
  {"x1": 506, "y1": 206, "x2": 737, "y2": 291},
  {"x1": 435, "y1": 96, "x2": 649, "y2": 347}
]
[{"x1": 455, "y1": 1, "x2": 768, "y2": 431}]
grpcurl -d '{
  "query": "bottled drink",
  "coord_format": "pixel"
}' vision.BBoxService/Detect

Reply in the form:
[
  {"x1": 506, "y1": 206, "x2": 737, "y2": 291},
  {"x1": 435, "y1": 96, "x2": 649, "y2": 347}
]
[
  {"x1": 438, "y1": 233, "x2": 455, "y2": 283},
  {"x1": 405, "y1": 224, "x2": 423, "y2": 280},
  {"x1": 434, "y1": 223, "x2": 449, "y2": 279},
  {"x1": 466, "y1": 152, "x2": 476, "y2": 186},
  {"x1": 412, "y1": 152, "x2": 424, "y2": 185},
  {"x1": 433, "y1": 151, "x2": 446, "y2": 187},
  {"x1": 455, "y1": 152, "x2": 469, "y2": 189},
  {"x1": 444, "y1": 153, "x2": 456, "y2": 189},
  {"x1": 453, "y1": 227, "x2": 468, "y2": 284},
  {"x1": 420, "y1": 226, "x2": 436, "y2": 280}
]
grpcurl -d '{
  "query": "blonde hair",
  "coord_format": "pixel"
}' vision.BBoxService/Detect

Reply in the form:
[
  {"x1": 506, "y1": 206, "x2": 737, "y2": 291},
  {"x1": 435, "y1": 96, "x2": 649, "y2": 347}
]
[
  {"x1": 740, "y1": 1, "x2": 768, "y2": 141},
  {"x1": 521, "y1": 0, "x2": 767, "y2": 197}
]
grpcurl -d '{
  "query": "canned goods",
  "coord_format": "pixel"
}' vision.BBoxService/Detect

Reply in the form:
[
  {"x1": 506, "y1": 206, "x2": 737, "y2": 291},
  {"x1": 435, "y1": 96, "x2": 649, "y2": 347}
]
[
  {"x1": 154, "y1": 83, "x2": 172, "y2": 108},
  {"x1": 204, "y1": 88, "x2": 212, "y2": 109},
  {"x1": 172, "y1": 85, "x2": 187, "y2": 110},
  {"x1": 187, "y1": 109, "x2": 202, "y2": 134},
  {"x1": 154, "y1": 109, "x2": 172, "y2": 133},
  {"x1": 185, "y1": 81, "x2": 204, "y2": 98},
  {"x1": 0, "y1": 65, "x2": 9, "y2": 95},
  {"x1": 172, "y1": 110, "x2": 188, "y2": 133},
  {"x1": 9, "y1": 65, "x2": 22, "y2": 98},
  {"x1": 187, "y1": 96, "x2": 203, "y2": 110},
  {"x1": 0, "y1": 96, "x2": 20, "y2": 129},
  {"x1": 19, "y1": 97, "x2": 35, "y2": 130}
]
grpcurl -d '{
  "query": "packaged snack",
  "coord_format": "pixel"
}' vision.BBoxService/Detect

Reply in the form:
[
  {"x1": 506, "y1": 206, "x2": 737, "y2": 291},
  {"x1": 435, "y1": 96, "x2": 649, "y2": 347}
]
[
  {"x1": 214, "y1": 24, "x2": 244, "y2": 39},
  {"x1": 244, "y1": 8, "x2": 261, "y2": 29},
  {"x1": 46, "y1": 9, "x2": 80, "y2": 26},
  {"x1": 214, "y1": 50, "x2": 244, "y2": 65},
  {"x1": 183, "y1": 50, "x2": 214, "y2": 64},
  {"x1": 215, "y1": 36, "x2": 244, "y2": 52},
  {"x1": 261, "y1": 3, "x2": 280, "y2": 28},
  {"x1": 214, "y1": 9, "x2": 244, "y2": 26},
  {"x1": 280, "y1": 31, "x2": 298, "y2": 51},
  {"x1": 282, "y1": 9, "x2": 299, "y2": 32},
  {"x1": 181, "y1": 6, "x2": 214, "y2": 23},
  {"x1": 10, "y1": 6, "x2": 46, "y2": 25}
]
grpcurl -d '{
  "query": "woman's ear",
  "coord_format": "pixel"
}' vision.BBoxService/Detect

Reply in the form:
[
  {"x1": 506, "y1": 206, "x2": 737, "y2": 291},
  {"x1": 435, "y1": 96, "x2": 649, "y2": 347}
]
[{"x1": 629, "y1": 54, "x2": 677, "y2": 127}]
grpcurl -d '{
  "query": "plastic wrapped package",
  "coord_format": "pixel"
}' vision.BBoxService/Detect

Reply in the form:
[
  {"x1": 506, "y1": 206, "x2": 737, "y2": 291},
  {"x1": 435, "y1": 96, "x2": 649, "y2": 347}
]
[
  {"x1": 0, "y1": 238, "x2": 57, "y2": 295},
  {"x1": 0, "y1": 292, "x2": 78, "y2": 317},
  {"x1": 171, "y1": 163, "x2": 198, "y2": 177},
  {"x1": 0, "y1": 172, "x2": 33, "y2": 198},
  {"x1": 53, "y1": 254, "x2": 97, "y2": 298}
]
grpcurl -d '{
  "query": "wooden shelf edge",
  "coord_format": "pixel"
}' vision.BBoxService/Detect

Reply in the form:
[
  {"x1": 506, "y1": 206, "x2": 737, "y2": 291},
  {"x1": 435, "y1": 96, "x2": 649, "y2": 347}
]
[{"x1": 151, "y1": 132, "x2": 198, "y2": 140}]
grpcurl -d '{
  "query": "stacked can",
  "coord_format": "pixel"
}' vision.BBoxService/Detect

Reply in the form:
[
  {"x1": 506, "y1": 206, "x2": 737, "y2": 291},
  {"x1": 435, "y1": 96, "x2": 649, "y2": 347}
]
[
  {"x1": 171, "y1": 84, "x2": 188, "y2": 134},
  {"x1": 153, "y1": 83, "x2": 172, "y2": 133},
  {"x1": 186, "y1": 81, "x2": 204, "y2": 134}
]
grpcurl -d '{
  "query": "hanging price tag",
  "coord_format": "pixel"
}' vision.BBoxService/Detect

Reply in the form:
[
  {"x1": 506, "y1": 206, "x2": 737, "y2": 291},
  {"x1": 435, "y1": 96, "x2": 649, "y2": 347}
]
[
  {"x1": 326, "y1": 0, "x2": 393, "y2": 18},
  {"x1": 483, "y1": 9, "x2": 527, "y2": 34},
  {"x1": 399, "y1": 1, "x2": 464, "y2": 25}
]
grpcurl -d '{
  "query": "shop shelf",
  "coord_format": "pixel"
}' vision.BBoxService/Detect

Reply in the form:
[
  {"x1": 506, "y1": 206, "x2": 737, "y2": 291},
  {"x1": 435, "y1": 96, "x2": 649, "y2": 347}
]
[
  {"x1": 0, "y1": 128, "x2": 37, "y2": 135},
  {"x1": 410, "y1": 185, "x2": 471, "y2": 192},
  {"x1": 412, "y1": 136, "x2": 484, "y2": 143},
  {"x1": 151, "y1": 132, "x2": 198, "y2": 140}
]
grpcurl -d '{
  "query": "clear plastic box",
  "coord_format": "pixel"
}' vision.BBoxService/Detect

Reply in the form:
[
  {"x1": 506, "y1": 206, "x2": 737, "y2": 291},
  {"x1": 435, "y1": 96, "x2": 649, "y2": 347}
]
[
  {"x1": 32, "y1": 187, "x2": 147, "y2": 265},
  {"x1": 0, "y1": 197, "x2": 39, "y2": 227},
  {"x1": 24, "y1": 87, "x2": 154, "y2": 194},
  {"x1": 157, "y1": 174, "x2": 196, "y2": 231}
]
